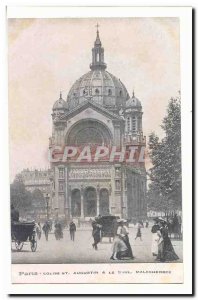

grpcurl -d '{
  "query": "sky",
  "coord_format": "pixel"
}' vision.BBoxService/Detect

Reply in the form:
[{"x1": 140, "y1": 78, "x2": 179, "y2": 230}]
[{"x1": 8, "y1": 18, "x2": 180, "y2": 181}]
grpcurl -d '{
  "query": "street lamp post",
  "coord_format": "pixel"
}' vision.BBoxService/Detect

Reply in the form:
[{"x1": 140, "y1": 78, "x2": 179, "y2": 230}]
[{"x1": 44, "y1": 193, "x2": 50, "y2": 220}]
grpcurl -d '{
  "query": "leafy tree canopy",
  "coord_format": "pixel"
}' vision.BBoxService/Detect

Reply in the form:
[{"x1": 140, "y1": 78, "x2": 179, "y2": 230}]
[
  {"x1": 147, "y1": 95, "x2": 182, "y2": 212},
  {"x1": 10, "y1": 174, "x2": 32, "y2": 209}
]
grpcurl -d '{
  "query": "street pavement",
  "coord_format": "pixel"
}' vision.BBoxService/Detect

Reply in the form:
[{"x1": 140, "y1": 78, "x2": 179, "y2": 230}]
[{"x1": 12, "y1": 226, "x2": 183, "y2": 264}]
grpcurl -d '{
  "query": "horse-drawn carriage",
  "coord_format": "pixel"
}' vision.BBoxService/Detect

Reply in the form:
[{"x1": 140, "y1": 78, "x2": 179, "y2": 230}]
[
  {"x1": 96, "y1": 215, "x2": 120, "y2": 242},
  {"x1": 11, "y1": 221, "x2": 37, "y2": 252}
]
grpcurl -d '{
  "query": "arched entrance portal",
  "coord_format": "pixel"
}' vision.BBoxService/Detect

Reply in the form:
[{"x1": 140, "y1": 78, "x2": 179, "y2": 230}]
[
  {"x1": 84, "y1": 187, "x2": 97, "y2": 217},
  {"x1": 71, "y1": 189, "x2": 81, "y2": 217},
  {"x1": 99, "y1": 188, "x2": 109, "y2": 215}
]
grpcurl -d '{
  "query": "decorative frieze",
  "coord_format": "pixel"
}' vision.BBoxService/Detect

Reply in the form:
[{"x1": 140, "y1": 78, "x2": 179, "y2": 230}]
[{"x1": 69, "y1": 168, "x2": 111, "y2": 179}]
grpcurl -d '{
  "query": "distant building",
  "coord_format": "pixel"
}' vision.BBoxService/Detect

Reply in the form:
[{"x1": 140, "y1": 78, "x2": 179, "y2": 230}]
[
  {"x1": 20, "y1": 168, "x2": 51, "y2": 194},
  {"x1": 18, "y1": 169, "x2": 52, "y2": 220}
]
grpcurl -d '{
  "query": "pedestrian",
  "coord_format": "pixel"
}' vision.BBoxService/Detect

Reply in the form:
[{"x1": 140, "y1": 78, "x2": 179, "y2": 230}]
[
  {"x1": 151, "y1": 218, "x2": 161, "y2": 257},
  {"x1": 36, "y1": 222, "x2": 42, "y2": 240},
  {"x1": 110, "y1": 234, "x2": 128, "y2": 260},
  {"x1": 111, "y1": 219, "x2": 134, "y2": 260},
  {"x1": 157, "y1": 218, "x2": 179, "y2": 262},
  {"x1": 42, "y1": 220, "x2": 50, "y2": 241},
  {"x1": 92, "y1": 220, "x2": 102, "y2": 250},
  {"x1": 135, "y1": 222, "x2": 142, "y2": 241},
  {"x1": 69, "y1": 220, "x2": 76, "y2": 241},
  {"x1": 54, "y1": 220, "x2": 63, "y2": 240}
]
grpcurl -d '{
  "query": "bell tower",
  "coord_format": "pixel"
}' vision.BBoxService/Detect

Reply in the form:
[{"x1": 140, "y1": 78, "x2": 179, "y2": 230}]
[{"x1": 90, "y1": 24, "x2": 107, "y2": 70}]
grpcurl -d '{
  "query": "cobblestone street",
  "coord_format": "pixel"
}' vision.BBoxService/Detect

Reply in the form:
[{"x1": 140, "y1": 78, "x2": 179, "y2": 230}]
[{"x1": 12, "y1": 226, "x2": 183, "y2": 264}]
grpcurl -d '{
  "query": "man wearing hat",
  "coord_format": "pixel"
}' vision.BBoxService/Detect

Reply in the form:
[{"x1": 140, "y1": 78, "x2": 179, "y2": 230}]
[{"x1": 92, "y1": 219, "x2": 102, "y2": 250}]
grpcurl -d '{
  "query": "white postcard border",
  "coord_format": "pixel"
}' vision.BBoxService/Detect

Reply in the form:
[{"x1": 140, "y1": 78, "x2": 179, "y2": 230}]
[{"x1": 1, "y1": 4, "x2": 192, "y2": 295}]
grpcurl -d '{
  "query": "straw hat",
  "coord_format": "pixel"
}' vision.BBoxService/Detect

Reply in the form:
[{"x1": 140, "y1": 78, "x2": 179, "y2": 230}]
[
  {"x1": 158, "y1": 217, "x2": 167, "y2": 224},
  {"x1": 117, "y1": 219, "x2": 126, "y2": 223}
]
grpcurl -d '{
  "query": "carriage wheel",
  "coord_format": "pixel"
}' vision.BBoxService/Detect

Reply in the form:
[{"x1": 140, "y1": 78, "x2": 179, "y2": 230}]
[
  {"x1": 15, "y1": 241, "x2": 24, "y2": 251},
  {"x1": 30, "y1": 234, "x2": 37, "y2": 252}
]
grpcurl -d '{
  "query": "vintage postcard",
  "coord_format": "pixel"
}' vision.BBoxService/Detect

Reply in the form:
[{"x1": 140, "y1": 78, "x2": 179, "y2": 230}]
[{"x1": 7, "y1": 6, "x2": 192, "y2": 295}]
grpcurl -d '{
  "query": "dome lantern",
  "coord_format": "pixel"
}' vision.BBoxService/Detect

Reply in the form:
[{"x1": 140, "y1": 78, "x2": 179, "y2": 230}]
[
  {"x1": 90, "y1": 24, "x2": 107, "y2": 71},
  {"x1": 66, "y1": 26, "x2": 130, "y2": 111},
  {"x1": 52, "y1": 91, "x2": 68, "y2": 112},
  {"x1": 126, "y1": 90, "x2": 142, "y2": 108}
]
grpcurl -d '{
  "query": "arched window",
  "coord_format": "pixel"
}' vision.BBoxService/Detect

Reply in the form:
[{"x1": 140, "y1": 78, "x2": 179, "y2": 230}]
[
  {"x1": 120, "y1": 90, "x2": 122, "y2": 96},
  {"x1": 108, "y1": 89, "x2": 112, "y2": 96},
  {"x1": 96, "y1": 53, "x2": 99, "y2": 62},
  {"x1": 71, "y1": 189, "x2": 81, "y2": 217},
  {"x1": 95, "y1": 88, "x2": 99, "y2": 95},
  {"x1": 132, "y1": 116, "x2": 136, "y2": 133}
]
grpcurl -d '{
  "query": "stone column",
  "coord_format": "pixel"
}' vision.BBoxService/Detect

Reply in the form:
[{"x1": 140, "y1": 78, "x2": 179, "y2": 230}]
[
  {"x1": 114, "y1": 123, "x2": 121, "y2": 147},
  {"x1": 96, "y1": 185, "x2": 100, "y2": 216},
  {"x1": 80, "y1": 187, "x2": 84, "y2": 218},
  {"x1": 66, "y1": 185, "x2": 72, "y2": 220},
  {"x1": 108, "y1": 183, "x2": 112, "y2": 214},
  {"x1": 69, "y1": 192, "x2": 72, "y2": 219},
  {"x1": 54, "y1": 166, "x2": 59, "y2": 215}
]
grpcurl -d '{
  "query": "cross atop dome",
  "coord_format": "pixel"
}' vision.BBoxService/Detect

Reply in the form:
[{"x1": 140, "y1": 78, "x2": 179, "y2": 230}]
[
  {"x1": 94, "y1": 23, "x2": 102, "y2": 46},
  {"x1": 96, "y1": 23, "x2": 99, "y2": 31},
  {"x1": 90, "y1": 24, "x2": 107, "y2": 70}
]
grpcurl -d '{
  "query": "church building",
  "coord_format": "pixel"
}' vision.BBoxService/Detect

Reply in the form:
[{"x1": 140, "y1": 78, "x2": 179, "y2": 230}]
[{"x1": 49, "y1": 27, "x2": 147, "y2": 221}]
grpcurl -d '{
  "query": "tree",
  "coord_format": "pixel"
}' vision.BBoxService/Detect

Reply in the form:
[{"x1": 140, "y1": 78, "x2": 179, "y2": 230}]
[
  {"x1": 10, "y1": 174, "x2": 32, "y2": 210},
  {"x1": 32, "y1": 189, "x2": 45, "y2": 209},
  {"x1": 147, "y1": 95, "x2": 182, "y2": 213},
  {"x1": 147, "y1": 183, "x2": 167, "y2": 213}
]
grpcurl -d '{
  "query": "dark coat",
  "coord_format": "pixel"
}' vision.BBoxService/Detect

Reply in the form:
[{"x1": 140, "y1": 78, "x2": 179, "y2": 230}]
[
  {"x1": 42, "y1": 222, "x2": 50, "y2": 232},
  {"x1": 92, "y1": 223, "x2": 101, "y2": 242},
  {"x1": 69, "y1": 222, "x2": 76, "y2": 232}
]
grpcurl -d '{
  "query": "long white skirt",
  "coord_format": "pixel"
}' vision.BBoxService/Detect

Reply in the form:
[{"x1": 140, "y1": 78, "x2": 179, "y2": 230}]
[
  {"x1": 151, "y1": 233, "x2": 159, "y2": 255},
  {"x1": 112, "y1": 236, "x2": 128, "y2": 253}
]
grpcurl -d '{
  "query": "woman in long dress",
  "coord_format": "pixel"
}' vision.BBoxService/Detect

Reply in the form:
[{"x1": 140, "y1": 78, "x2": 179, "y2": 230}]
[
  {"x1": 110, "y1": 235, "x2": 128, "y2": 260},
  {"x1": 158, "y1": 220, "x2": 179, "y2": 262},
  {"x1": 110, "y1": 220, "x2": 134, "y2": 260},
  {"x1": 151, "y1": 220, "x2": 161, "y2": 257}
]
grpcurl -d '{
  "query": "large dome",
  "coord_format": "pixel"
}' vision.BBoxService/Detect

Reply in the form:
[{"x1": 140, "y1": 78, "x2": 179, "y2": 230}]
[
  {"x1": 66, "y1": 28, "x2": 130, "y2": 111},
  {"x1": 67, "y1": 70, "x2": 130, "y2": 110}
]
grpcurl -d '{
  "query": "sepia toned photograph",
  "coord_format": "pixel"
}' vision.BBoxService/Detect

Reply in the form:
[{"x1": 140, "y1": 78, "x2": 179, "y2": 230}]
[
  {"x1": 7, "y1": 7, "x2": 192, "y2": 288},
  {"x1": 9, "y1": 17, "x2": 182, "y2": 264}
]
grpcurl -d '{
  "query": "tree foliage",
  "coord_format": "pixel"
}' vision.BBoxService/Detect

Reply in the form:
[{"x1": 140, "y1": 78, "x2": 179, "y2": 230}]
[
  {"x1": 147, "y1": 96, "x2": 182, "y2": 212},
  {"x1": 32, "y1": 189, "x2": 45, "y2": 209},
  {"x1": 10, "y1": 174, "x2": 32, "y2": 210}
]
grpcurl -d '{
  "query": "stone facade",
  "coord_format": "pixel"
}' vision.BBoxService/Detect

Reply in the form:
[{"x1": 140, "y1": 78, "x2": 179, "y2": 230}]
[
  {"x1": 20, "y1": 168, "x2": 51, "y2": 194},
  {"x1": 49, "y1": 28, "x2": 147, "y2": 222}
]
